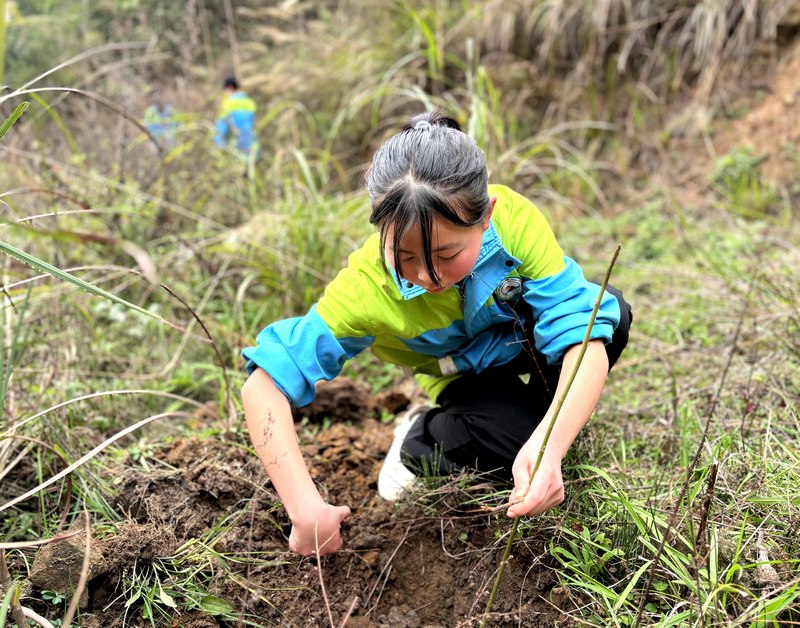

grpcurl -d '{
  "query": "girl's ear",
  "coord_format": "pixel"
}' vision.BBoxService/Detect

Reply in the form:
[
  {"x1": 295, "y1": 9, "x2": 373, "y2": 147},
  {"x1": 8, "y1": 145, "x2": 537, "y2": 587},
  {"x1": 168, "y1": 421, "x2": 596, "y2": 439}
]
[{"x1": 483, "y1": 197, "x2": 497, "y2": 231}]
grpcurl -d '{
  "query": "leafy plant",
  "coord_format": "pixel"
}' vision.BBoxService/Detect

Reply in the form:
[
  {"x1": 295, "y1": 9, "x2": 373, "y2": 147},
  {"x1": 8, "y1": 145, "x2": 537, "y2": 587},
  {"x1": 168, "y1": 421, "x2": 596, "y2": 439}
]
[
  {"x1": 0, "y1": 102, "x2": 29, "y2": 142},
  {"x1": 551, "y1": 529, "x2": 624, "y2": 580},
  {"x1": 40, "y1": 588, "x2": 66, "y2": 606}
]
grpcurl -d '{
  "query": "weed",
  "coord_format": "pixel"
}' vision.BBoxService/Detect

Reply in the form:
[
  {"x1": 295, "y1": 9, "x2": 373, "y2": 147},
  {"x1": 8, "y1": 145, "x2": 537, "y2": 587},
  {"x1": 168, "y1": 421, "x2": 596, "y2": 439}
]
[
  {"x1": 709, "y1": 147, "x2": 779, "y2": 218},
  {"x1": 40, "y1": 588, "x2": 66, "y2": 608}
]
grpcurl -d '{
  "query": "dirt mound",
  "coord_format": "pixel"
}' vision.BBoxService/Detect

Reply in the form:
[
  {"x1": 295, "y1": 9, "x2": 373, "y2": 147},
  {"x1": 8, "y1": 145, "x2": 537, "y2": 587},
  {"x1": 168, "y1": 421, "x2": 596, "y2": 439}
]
[
  {"x1": 712, "y1": 40, "x2": 800, "y2": 185},
  {"x1": 27, "y1": 379, "x2": 565, "y2": 626}
]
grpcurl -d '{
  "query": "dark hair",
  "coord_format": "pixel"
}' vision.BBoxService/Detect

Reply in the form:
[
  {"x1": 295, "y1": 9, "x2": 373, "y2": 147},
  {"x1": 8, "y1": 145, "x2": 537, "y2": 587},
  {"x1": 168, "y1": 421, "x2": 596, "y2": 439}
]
[
  {"x1": 366, "y1": 112, "x2": 490, "y2": 288},
  {"x1": 223, "y1": 76, "x2": 239, "y2": 90}
]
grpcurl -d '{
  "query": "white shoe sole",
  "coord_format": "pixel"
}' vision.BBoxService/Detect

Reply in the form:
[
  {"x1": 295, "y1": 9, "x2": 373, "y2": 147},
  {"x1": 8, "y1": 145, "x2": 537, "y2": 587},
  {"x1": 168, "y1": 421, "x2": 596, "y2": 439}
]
[{"x1": 377, "y1": 405, "x2": 428, "y2": 501}]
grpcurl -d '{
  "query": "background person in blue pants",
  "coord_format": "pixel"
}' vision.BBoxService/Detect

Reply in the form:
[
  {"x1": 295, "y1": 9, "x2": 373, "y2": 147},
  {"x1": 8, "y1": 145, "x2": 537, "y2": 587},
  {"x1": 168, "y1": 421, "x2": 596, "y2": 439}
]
[
  {"x1": 143, "y1": 89, "x2": 176, "y2": 149},
  {"x1": 213, "y1": 76, "x2": 259, "y2": 160}
]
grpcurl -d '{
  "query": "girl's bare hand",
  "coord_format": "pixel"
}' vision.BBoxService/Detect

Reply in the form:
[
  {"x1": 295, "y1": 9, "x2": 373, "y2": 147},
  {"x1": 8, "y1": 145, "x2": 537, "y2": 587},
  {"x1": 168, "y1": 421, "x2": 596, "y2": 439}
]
[
  {"x1": 289, "y1": 503, "x2": 351, "y2": 556},
  {"x1": 506, "y1": 443, "x2": 565, "y2": 518}
]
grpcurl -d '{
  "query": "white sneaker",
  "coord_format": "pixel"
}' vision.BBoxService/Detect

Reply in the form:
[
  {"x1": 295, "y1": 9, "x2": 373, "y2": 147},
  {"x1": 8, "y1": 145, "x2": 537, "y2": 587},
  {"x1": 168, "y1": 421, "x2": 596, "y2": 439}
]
[{"x1": 378, "y1": 405, "x2": 429, "y2": 501}]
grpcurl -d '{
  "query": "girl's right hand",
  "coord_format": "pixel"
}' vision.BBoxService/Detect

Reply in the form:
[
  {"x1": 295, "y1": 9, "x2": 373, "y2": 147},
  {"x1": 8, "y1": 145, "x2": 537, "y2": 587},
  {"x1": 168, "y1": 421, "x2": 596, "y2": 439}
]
[{"x1": 289, "y1": 503, "x2": 351, "y2": 556}]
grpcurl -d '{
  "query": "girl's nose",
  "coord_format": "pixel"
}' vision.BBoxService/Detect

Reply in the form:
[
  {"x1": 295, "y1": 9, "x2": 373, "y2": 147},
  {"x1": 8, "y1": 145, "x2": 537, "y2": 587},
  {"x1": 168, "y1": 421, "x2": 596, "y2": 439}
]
[{"x1": 414, "y1": 265, "x2": 431, "y2": 285}]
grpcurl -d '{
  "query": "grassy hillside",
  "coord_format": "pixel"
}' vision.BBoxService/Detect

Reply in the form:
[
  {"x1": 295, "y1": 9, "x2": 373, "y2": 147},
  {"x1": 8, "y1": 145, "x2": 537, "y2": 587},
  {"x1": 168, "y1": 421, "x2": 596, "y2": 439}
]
[{"x1": 1, "y1": 2, "x2": 799, "y2": 626}]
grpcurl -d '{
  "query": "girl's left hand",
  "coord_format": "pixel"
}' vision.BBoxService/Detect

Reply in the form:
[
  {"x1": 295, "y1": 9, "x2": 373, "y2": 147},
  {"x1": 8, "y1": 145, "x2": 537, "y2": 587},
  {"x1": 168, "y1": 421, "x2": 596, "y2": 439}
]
[{"x1": 506, "y1": 442, "x2": 565, "y2": 518}]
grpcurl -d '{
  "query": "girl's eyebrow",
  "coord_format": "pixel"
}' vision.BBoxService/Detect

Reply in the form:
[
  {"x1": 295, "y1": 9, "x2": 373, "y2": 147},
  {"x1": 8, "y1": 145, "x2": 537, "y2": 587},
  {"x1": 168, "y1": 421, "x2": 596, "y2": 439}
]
[{"x1": 397, "y1": 242, "x2": 460, "y2": 254}]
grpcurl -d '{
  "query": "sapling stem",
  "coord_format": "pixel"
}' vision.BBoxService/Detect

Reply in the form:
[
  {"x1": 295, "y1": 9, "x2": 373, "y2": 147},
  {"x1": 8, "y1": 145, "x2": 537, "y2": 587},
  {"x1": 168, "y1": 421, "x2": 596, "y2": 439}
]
[
  {"x1": 480, "y1": 245, "x2": 621, "y2": 627},
  {"x1": 315, "y1": 523, "x2": 335, "y2": 628}
]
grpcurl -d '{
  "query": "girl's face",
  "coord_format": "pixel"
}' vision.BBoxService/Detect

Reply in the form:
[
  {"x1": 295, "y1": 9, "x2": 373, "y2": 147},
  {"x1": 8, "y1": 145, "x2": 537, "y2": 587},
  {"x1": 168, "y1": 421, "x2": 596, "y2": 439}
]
[{"x1": 386, "y1": 197, "x2": 496, "y2": 294}]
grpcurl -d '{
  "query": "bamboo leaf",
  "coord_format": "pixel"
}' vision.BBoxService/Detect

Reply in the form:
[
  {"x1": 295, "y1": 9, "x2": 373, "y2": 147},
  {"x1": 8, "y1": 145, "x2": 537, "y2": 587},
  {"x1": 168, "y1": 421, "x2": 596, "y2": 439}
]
[
  {"x1": 0, "y1": 239, "x2": 171, "y2": 326},
  {"x1": 25, "y1": 91, "x2": 80, "y2": 152},
  {"x1": 0, "y1": 584, "x2": 16, "y2": 626},
  {"x1": 0, "y1": 101, "x2": 29, "y2": 142},
  {"x1": 200, "y1": 595, "x2": 234, "y2": 615},
  {"x1": 0, "y1": 223, "x2": 161, "y2": 286},
  {"x1": 612, "y1": 559, "x2": 653, "y2": 612}
]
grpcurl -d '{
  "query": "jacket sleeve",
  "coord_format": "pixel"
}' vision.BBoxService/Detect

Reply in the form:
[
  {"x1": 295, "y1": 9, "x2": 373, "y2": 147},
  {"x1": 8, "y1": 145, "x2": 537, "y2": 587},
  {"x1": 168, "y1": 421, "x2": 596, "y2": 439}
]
[
  {"x1": 213, "y1": 116, "x2": 228, "y2": 146},
  {"x1": 493, "y1": 186, "x2": 620, "y2": 365},
  {"x1": 241, "y1": 269, "x2": 375, "y2": 407},
  {"x1": 523, "y1": 257, "x2": 621, "y2": 365}
]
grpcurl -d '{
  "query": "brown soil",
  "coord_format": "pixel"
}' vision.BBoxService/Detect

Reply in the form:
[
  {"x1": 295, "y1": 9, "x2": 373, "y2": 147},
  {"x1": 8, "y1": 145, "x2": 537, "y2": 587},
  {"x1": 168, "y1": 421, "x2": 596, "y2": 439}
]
[
  {"x1": 657, "y1": 39, "x2": 800, "y2": 213},
  {"x1": 26, "y1": 378, "x2": 566, "y2": 627},
  {"x1": 712, "y1": 41, "x2": 800, "y2": 186}
]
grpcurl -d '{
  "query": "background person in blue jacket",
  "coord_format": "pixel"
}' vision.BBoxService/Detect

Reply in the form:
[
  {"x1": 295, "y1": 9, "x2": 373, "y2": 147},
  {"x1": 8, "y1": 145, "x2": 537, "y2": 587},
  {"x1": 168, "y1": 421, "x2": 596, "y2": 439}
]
[
  {"x1": 241, "y1": 112, "x2": 632, "y2": 557},
  {"x1": 143, "y1": 89, "x2": 176, "y2": 148},
  {"x1": 213, "y1": 76, "x2": 259, "y2": 158}
]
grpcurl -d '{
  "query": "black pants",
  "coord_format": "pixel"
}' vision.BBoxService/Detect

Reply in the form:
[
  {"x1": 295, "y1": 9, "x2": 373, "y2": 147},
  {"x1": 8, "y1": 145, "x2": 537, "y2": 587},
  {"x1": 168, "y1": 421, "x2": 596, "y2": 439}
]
[{"x1": 401, "y1": 285, "x2": 632, "y2": 479}]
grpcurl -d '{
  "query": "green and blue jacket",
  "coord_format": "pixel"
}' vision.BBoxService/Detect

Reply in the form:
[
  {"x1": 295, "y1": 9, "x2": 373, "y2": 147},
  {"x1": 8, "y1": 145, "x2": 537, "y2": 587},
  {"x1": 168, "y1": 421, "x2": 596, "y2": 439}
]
[
  {"x1": 243, "y1": 185, "x2": 621, "y2": 406},
  {"x1": 214, "y1": 91, "x2": 258, "y2": 155}
]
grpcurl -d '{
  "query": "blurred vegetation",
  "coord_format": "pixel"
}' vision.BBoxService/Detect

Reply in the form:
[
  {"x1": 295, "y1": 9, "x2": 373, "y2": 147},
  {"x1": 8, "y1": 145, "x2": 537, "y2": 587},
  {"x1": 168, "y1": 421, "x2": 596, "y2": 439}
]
[{"x1": 1, "y1": 0, "x2": 800, "y2": 626}]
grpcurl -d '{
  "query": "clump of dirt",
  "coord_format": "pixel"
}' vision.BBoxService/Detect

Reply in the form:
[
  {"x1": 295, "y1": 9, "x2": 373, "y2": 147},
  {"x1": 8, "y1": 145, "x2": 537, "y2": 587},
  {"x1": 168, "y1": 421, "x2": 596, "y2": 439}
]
[
  {"x1": 28, "y1": 528, "x2": 107, "y2": 608},
  {"x1": 295, "y1": 378, "x2": 378, "y2": 424}
]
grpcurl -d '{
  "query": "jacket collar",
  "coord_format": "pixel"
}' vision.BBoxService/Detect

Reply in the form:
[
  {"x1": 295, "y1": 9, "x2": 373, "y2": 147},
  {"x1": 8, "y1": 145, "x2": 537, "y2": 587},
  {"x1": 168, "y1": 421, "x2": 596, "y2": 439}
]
[{"x1": 393, "y1": 220, "x2": 520, "y2": 303}]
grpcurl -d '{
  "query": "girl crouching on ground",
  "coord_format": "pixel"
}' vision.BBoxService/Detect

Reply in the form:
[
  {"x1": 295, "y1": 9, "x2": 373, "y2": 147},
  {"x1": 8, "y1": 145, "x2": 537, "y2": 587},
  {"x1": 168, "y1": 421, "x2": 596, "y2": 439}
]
[{"x1": 241, "y1": 112, "x2": 632, "y2": 556}]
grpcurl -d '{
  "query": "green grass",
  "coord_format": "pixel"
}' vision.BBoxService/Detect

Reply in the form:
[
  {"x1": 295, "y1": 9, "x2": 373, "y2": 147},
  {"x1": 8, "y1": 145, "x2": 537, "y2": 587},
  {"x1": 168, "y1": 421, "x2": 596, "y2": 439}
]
[{"x1": 547, "y1": 198, "x2": 800, "y2": 624}]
